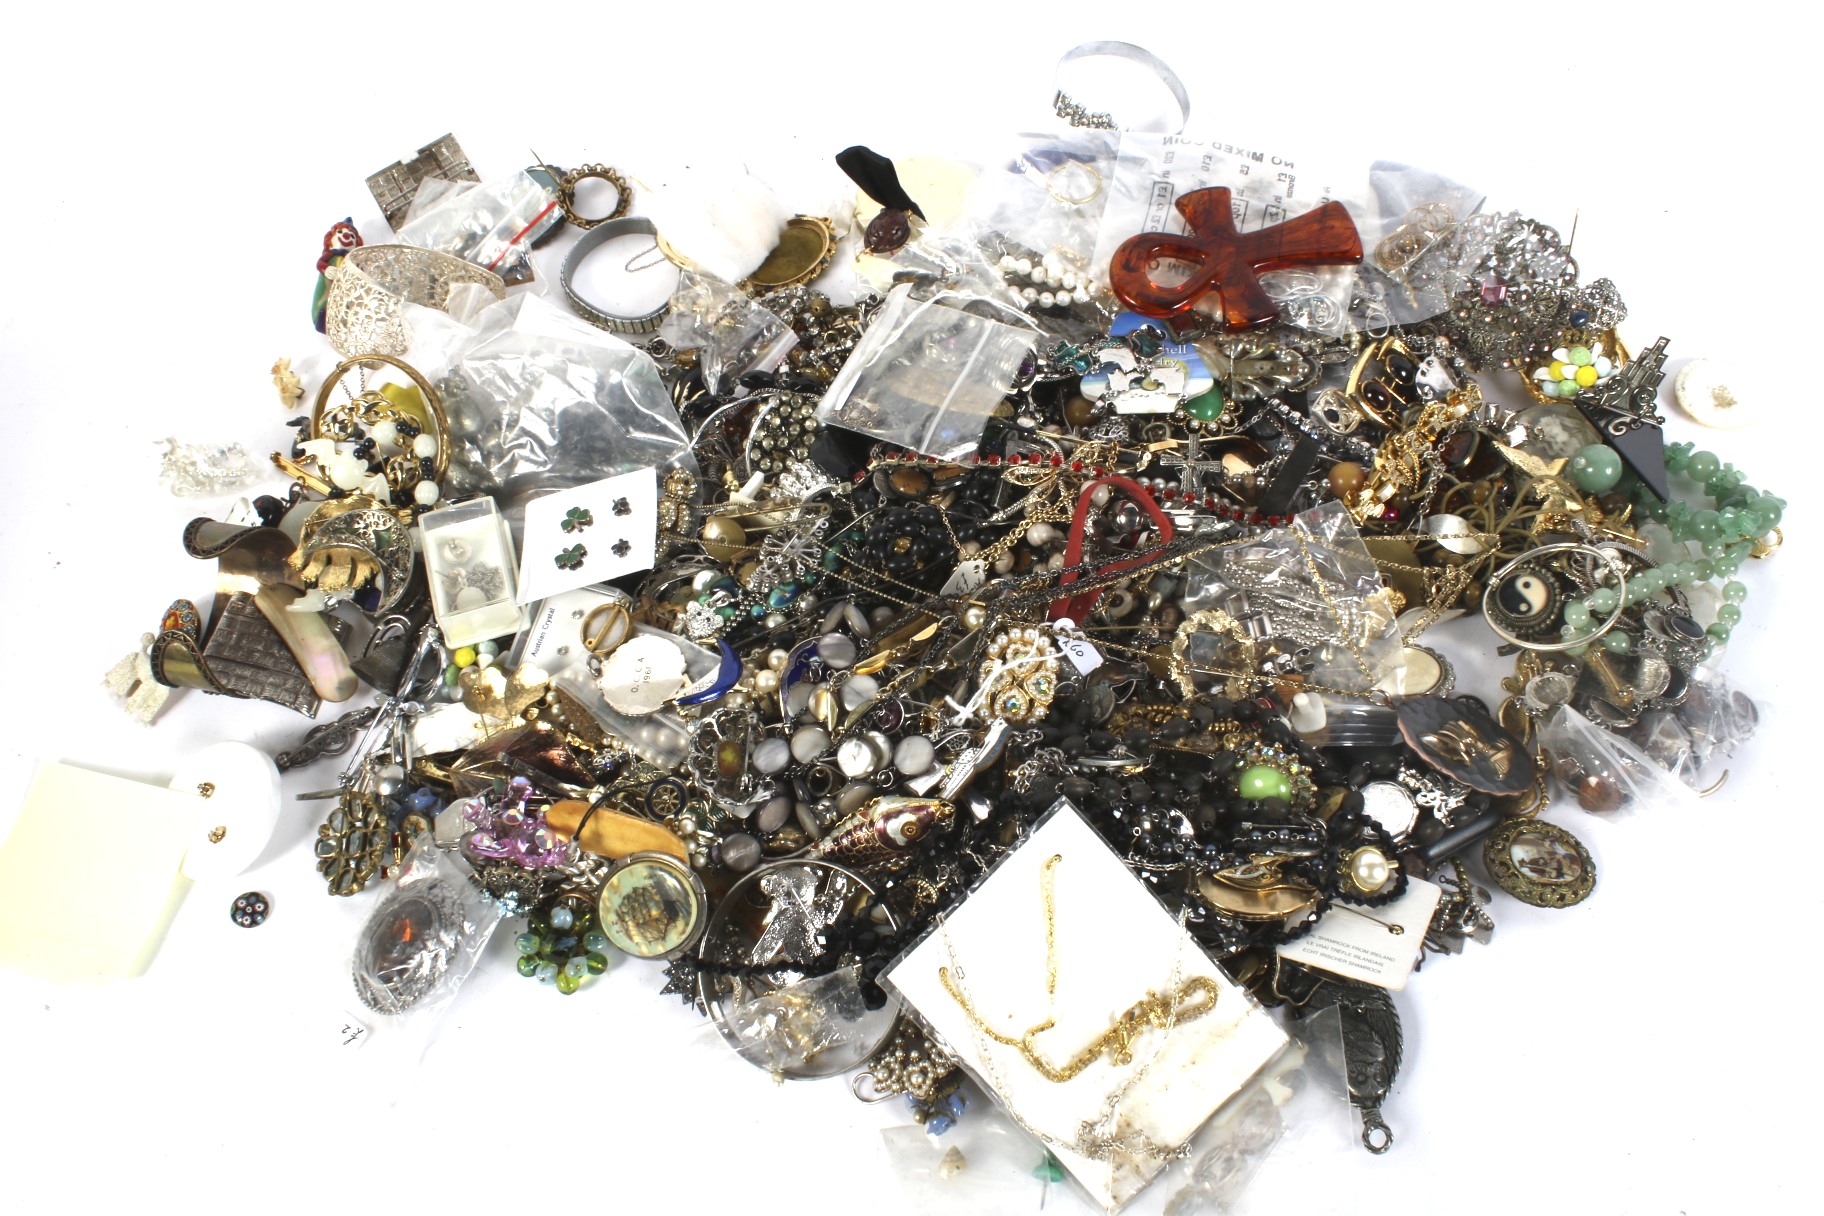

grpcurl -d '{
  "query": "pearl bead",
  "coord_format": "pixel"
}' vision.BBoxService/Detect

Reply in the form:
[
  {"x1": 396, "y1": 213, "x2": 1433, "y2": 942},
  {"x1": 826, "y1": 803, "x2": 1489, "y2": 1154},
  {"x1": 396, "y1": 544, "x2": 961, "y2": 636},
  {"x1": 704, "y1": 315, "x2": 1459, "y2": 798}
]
[
  {"x1": 372, "y1": 420, "x2": 399, "y2": 446},
  {"x1": 329, "y1": 453, "x2": 367, "y2": 489},
  {"x1": 1350, "y1": 848, "x2": 1391, "y2": 894},
  {"x1": 413, "y1": 480, "x2": 440, "y2": 506},
  {"x1": 412, "y1": 433, "x2": 438, "y2": 458}
]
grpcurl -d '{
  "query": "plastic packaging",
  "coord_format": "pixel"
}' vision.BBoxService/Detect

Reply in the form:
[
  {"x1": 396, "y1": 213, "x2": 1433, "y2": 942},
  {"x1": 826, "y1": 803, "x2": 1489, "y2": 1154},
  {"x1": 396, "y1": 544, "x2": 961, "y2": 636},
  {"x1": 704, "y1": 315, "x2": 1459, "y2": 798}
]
[
  {"x1": 1538, "y1": 703, "x2": 1697, "y2": 813},
  {"x1": 656, "y1": 270, "x2": 796, "y2": 397},
  {"x1": 417, "y1": 496, "x2": 527, "y2": 649},
  {"x1": 968, "y1": 130, "x2": 1121, "y2": 276},
  {"x1": 438, "y1": 294, "x2": 698, "y2": 500},
  {"x1": 1182, "y1": 501, "x2": 1406, "y2": 694},
  {"x1": 395, "y1": 171, "x2": 556, "y2": 286},
  {"x1": 815, "y1": 284, "x2": 1038, "y2": 460},
  {"x1": 349, "y1": 840, "x2": 505, "y2": 1034},
  {"x1": 1088, "y1": 132, "x2": 1483, "y2": 334}
]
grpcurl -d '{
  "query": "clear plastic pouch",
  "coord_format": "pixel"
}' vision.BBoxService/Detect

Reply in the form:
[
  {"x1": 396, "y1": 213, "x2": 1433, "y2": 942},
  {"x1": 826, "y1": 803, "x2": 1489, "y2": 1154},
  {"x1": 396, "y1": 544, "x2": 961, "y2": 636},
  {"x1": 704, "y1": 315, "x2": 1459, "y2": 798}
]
[
  {"x1": 1538, "y1": 704, "x2": 1697, "y2": 813},
  {"x1": 396, "y1": 171, "x2": 556, "y2": 286},
  {"x1": 968, "y1": 130, "x2": 1121, "y2": 275},
  {"x1": 657, "y1": 270, "x2": 796, "y2": 397},
  {"x1": 1088, "y1": 132, "x2": 1483, "y2": 334},
  {"x1": 348, "y1": 840, "x2": 505, "y2": 1053},
  {"x1": 438, "y1": 294, "x2": 697, "y2": 500},
  {"x1": 815, "y1": 283, "x2": 1037, "y2": 460},
  {"x1": 1182, "y1": 501, "x2": 1406, "y2": 694}
]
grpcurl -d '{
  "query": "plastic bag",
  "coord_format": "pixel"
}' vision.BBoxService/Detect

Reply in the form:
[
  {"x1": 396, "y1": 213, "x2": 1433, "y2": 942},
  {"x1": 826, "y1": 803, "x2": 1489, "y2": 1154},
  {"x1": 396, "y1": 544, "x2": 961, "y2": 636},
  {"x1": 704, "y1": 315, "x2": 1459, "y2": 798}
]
[
  {"x1": 657, "y1": 270, "x2": 796, "y2": 397},
  {"x1": 396, "y1": 171, "x2": 556, "y2": 285},
  {"x1": 1181, "y1": 501, "x2": 1406, "y2": 694},
  {"x1": 1538, "y1": 704, "x2": 1696, "y2": 813},
  {"x1": 1088, "y1": 131, "x2": 1483, "y2": 334},
  {"x1": 348, "y1": 840, "x2": 504, "y2": 1052},
  {"x1": 815, "y1": 283, "x2": 1037, "y2": 460},
  {"x1": 968, "y1": 130, "x2": 1121, "y2": 273},
  {"x1": 438, "y1": 294, "x2": 697, "y2": 500}
]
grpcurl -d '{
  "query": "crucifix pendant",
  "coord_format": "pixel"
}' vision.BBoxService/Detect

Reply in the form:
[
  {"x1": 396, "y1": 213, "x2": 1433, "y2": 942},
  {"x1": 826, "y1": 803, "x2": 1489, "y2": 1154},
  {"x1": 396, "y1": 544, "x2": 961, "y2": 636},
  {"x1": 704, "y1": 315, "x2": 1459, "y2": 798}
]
[{"x1": 1109, "y1": 187, "x2": 1363, "y2": 332}]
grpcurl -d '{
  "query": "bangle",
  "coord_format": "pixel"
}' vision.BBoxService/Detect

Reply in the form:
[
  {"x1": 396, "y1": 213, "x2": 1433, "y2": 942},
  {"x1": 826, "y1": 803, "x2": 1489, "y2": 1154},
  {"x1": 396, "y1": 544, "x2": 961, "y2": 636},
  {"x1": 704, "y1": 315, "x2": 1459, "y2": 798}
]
[{"x1": 560, "y1": 216, "x2": 673, "y2": 337}]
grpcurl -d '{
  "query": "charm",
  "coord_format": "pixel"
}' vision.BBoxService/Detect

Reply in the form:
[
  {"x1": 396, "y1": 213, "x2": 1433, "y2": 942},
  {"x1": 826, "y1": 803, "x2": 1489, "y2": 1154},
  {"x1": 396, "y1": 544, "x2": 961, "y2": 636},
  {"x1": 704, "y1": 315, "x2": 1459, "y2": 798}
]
[
  {"x1": 351, "y1": 874, "x2": 468, "y2": 1013},
  {"x1": 1576, "y1": 335, "x2": 1670, "y2": 501},
  {"x1": 561, "y1": 507, "x2": 594, "y2": 533},
  {"x1": 1396, "y1": 696, "x2": 1534, "y2": 796},
  {"x1": 596, "y1": 851, "x2": 708, "y2": 959},
  {"x1": 312, "y1": 218, "x2": 362, "y2": 333},
  {"x1": 750, "y1": 863, "x2": 855, "y2": 965},
  {"x1": 808, "y1": 796, "x2": 956, "y2": 873},
  {"x1": 1109, "y1": 187, "x2": 1363, "y2": 331},
  {"x1": 1481, "y1": 818, "x2": 1595, "y2": 909}
]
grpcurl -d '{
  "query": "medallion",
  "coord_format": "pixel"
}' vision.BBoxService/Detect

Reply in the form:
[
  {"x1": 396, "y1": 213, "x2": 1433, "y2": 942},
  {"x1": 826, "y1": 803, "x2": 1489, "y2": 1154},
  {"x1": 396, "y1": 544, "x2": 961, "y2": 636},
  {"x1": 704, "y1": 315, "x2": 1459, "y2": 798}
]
[
  {"x1": 1481, "y1": 819, "x2": 1595, "y2": 909},
  {"x1": 596, "y1": 851, "x2": 707, "y2": 959},
  {"x1": 1396, "y1": 696, "x2": 1534, "y2": 796}
]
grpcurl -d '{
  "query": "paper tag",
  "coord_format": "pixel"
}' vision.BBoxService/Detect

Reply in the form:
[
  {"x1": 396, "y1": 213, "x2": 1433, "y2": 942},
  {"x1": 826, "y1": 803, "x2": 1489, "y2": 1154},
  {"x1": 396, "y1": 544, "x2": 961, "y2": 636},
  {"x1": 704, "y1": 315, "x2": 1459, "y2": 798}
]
[
  {"x1": 940, "y1": 559, "x2": 987, "y2": 596},
  {"x1": 1057, "y1": 635, "x2": 1102, "y2": 675},
  {"x1": 1276, "y1": 878, "x2": 1441, "y2": 991},
  {"x1": 335, "y1": 1013, "x2": 370, "y2": 1050}
]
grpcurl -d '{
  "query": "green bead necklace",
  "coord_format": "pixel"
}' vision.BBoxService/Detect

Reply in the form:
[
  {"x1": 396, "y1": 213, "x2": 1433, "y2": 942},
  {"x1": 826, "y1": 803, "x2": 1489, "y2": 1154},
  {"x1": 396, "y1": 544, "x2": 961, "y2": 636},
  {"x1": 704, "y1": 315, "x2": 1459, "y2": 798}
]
[{"x1": 1555, "y1": 440, "x2": 1781, "y2": 658}]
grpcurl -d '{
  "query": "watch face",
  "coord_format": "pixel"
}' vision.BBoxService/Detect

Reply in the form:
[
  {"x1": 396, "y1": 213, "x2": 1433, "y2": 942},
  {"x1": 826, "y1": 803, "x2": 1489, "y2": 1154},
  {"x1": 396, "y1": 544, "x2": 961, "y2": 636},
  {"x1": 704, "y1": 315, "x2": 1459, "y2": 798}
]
[
  {"x1": 1397, "y1": 696, "x2": 1534, "y2": 795},
  {"x1": 597, "y1": 854, "x2": 705, "y2": 959}
]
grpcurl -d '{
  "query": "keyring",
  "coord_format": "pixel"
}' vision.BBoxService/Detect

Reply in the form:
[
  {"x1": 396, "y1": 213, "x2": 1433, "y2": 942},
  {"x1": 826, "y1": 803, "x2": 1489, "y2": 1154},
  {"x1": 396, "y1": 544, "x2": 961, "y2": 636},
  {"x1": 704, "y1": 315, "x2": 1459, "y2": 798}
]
[{"x1": 1046, "y1": 161, "x2": 1104, "y2": 206}]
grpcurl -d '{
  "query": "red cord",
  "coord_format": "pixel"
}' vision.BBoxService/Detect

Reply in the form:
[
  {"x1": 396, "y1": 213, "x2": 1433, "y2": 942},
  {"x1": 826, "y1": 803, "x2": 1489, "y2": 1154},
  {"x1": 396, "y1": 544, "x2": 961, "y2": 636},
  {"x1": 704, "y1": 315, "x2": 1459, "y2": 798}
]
[{"x1": 1049, "y1": 475, "x2": 1174, "y2": 623}]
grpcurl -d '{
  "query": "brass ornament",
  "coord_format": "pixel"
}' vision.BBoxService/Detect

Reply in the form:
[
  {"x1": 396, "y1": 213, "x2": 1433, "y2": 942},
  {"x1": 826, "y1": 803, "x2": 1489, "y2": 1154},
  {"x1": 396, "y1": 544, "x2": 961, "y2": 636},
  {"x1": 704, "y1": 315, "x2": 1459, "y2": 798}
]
[{"x1": 1481, "y1": 818, "x2": 1595, "y2": 909}]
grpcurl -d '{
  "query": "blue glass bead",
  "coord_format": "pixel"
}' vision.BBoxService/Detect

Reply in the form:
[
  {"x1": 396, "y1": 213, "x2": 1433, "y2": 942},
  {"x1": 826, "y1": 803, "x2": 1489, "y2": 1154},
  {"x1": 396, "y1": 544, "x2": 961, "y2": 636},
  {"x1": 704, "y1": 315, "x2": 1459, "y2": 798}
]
[
  {"x1": 585, "y1": 930, "x2": 610, "y2": 953},
  {"x1": 564, "y1": 956, "x2": 589, "y2": 979},
  {"x1": 516, "y1": 932, "x2": 541, "y2": 955},
  {"x1": 551, "y1": 906, "x2": 575, "y2": 930},
  {"x1": 536, "y1": 963, "x2": 559, "y2": 984}
]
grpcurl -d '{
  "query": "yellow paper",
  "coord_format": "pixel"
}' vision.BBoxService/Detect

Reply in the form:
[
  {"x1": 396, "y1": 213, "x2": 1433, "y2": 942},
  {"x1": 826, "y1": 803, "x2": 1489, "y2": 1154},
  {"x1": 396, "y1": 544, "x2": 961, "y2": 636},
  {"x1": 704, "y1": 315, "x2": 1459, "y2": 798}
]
[{"x1": 0, "y1": 761, "x2": 193, "y2": 983}]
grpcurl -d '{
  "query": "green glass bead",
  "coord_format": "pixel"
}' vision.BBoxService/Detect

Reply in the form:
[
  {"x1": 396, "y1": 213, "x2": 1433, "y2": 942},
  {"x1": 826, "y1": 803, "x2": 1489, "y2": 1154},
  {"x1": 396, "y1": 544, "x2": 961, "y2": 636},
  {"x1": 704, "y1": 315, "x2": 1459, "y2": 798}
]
[
  {"x1": 1690, "y1": 510, "x2": 1722, "y2": 543},
  {"x1": 1569, "y1": 444, "x2": 1622, "y2": 493},
  {"x1": 517, "y1": 955, "x2": 540, "y2": 978},
  {"x1": 1568, "y1": 345, "x2": 1594, "y2": 366},
  {"x1": 516, "y1": 932, "x2": 541, "y2": 955},
  {"x1": 1688, "y1": 451, "x2": 1720, "y2": 479},
  {"x1": 1237, "y1": 765, "x2": 1293, "y2": 801},
  {"x1": 1034, "y1": 1153, "x2": 1066, "y2": 1184},
  {"x1": 1723, "y1": 580, "x2": 1748, "y2": 604},
  {"x1": 585, "y1": 952, "x2": 609, "y2": 975},
  {"x1": 1182, "y1": 386, "x2": 1225, "y2": 422},
  {"x1": 556, "y1": 971, "x2": 582, "y2": 995},
  {"x1": 1564, "y1": 600, "x2": 1592, "y2": 629},
  {"x1": 1706, "y1": 623, "x2": 1731, "y2": 642},
  {"x1": 1717, "y1": 604, "x2": 1742, "y2": 626},
  {"x1": 584, "y1": 930, "x2": 610, "y2": 953},
  {"x1": 1587, "y1": 588, "x2": 1618, "y2": 613},
  {"x1": 1601, "y1": 631, "x2": 1630, "y2": 653}
]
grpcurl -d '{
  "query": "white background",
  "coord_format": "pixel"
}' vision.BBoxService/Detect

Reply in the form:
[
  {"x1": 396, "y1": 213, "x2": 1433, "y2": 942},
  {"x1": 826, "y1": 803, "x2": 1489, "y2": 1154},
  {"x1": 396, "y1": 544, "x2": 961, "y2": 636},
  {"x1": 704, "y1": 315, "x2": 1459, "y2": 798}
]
[{"x1": 0, "y1": 4, "x2": 1816, "y2": 1214}]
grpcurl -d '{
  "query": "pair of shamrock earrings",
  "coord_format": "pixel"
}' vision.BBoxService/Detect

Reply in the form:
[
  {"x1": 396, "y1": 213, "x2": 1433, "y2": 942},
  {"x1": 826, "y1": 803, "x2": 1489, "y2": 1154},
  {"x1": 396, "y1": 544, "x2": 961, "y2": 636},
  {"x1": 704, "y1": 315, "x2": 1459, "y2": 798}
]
[{"x1": 555, "y1": 499, "x2": 632, "y2": 570}]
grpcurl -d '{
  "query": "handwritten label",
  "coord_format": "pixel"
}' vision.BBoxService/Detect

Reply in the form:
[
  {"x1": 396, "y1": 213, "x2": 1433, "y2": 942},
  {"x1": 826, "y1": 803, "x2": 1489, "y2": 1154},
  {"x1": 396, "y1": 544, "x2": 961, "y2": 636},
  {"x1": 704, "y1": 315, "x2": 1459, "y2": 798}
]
[
  {"x1": 1058, "y1": 636, "x2": 1103, "y2": 675},
  {"x1": 941, "y1": 559, "x2": 987, "y2": 596}
]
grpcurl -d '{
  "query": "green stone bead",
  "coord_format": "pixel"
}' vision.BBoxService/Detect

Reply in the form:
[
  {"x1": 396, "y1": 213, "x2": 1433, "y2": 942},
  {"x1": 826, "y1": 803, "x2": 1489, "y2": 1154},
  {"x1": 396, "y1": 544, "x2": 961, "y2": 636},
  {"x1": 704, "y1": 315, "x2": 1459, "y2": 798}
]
[
  {"x1": 1706, "y1": 623, "x2": 1731, "y2": 642},
  {"x1": 1601, "y1": 631, "x2": 1630, "y2": 653},
  {"x1": 1569, "y1": 444, "x2": 1623, "y2": 493},
  {"x1": 556, "y1": 971, "x2": 582, "y2": 995},
  {"x1": 1564, "y1": 600, "x2": 1592, "y2": 630},
  {"x1": 1702, "y1": 539, "x2": 1725, "y2": 559},
  {"x1": 1717, "y1": 604, "x2": 1742, "y2": 626},
  {"x1": 1715, "y1": 556, "x2": 1742, "y2": 576},
  {"x1": 1569, "y1": 345, "x2": 1594, "y2": 366},
  {"x1": 1665, "y1": 451, "x2": 1689, "y2": 475},
  {"x1": 1587, "y1": 587, "x2": 1618, "y2": 612},
  {"x1": 1237, "y1": 764, "x2": 1293, "y2": 801},
  {"x1": 1692, "y1": 559, "x2": 1715, "y2": 580},
  {"x1": 1690, "y1": 510, "x2": 1722, "y2": 542},
  {"x1": 1688, "y1": 451, "x2": 1720, "y2": 479},
  {"x1": 1723, "y1": 580, "x2": 1748, "y2": 604},
  {"x1": 1737, "y1": 511, "x2": 1764, "y2": 536},
  {"x1": 1182, "y1": 386, "x2": 1225, "y2": 422},
  {"x1": 1762, "y1": 500, "x2": 1784, "y2": 528}
]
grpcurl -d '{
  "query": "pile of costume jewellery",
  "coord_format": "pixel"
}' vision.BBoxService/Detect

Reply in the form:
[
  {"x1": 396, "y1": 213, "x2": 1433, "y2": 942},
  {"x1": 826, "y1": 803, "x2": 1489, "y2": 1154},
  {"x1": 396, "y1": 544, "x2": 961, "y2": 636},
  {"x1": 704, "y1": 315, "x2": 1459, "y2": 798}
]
[{"x1": 112, "y1": 60, "x2": 1774, "y2": 1212}]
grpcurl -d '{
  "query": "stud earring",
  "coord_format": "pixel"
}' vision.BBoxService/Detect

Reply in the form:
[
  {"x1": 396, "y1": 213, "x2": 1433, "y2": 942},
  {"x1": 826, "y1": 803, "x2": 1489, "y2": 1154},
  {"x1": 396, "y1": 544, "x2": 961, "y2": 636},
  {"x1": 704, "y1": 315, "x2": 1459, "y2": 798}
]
[
  {"x1": 562, "y1": 507, "x2": 594, "y2": 533},
  {"x1": 611, "y1": 497, "x2": 632, "y2": 517},
  {"x1": 555, "y1": 544, "x2": 588, "y2": 570},
  {"x1": 611, "y1": 538, "x2": 631, "y2": 558}
]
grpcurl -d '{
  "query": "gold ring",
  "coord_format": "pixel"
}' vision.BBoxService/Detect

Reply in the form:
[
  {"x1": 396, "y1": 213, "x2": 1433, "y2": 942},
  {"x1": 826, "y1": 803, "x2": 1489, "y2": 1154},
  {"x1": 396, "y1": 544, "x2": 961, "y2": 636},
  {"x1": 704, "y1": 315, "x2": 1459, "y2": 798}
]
[{"x1": 1046, "y1": 161, "x2": 1103, "y2": 206}]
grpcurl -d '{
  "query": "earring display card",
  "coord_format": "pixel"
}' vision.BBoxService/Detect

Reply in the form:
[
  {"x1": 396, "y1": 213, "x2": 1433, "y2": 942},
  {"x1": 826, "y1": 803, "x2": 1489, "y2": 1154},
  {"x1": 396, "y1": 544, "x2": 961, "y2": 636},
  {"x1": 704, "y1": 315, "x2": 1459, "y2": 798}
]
[
  {"x1": 883, "y1": 801, "x2": 1287, "y2": 1213},
  {"x1": 515, "y1": 468, "x2": 659, "y2": 605},
  {"x1": 1276, "y1": 877, "x2": 1442, "y2": 991}
]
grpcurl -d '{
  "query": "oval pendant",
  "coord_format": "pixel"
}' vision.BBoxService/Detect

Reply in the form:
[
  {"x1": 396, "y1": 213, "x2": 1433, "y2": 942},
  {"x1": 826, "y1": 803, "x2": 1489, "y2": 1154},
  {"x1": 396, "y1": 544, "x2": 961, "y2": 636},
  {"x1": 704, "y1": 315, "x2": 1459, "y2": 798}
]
[{"x1": 1481, "y1": 818, "x2": 1595, "y2": 909}]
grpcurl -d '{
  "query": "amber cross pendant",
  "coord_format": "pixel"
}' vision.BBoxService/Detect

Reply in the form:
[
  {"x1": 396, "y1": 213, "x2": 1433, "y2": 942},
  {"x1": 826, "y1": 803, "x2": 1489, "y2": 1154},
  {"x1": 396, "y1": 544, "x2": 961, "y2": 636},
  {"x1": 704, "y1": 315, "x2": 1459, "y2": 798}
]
[{"x1": 1109, "y1": 187, "x2": 1363, "y2": 332}]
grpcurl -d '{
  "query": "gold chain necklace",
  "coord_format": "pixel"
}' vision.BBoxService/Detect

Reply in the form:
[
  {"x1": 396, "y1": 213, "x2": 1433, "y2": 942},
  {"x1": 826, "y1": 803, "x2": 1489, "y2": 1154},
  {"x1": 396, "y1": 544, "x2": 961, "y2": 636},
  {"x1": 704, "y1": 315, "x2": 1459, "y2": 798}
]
[{"x1": 937, "y1": 854, "x2": 1221, "y2": 1084}]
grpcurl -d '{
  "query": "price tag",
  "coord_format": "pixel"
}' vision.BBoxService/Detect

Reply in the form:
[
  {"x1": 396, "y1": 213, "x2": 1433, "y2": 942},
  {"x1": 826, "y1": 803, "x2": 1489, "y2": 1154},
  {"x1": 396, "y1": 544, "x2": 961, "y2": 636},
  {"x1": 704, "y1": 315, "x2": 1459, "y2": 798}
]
[
  {"x1": 334, "y1": 1011, "x2": 371, "y2": 1050},
  {"x1": 940, "y1": 559, "x2": 988, "y2": 596},
  {"x1": 1058, "y1": 635, "x2": 1102, "y2": 675}
]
